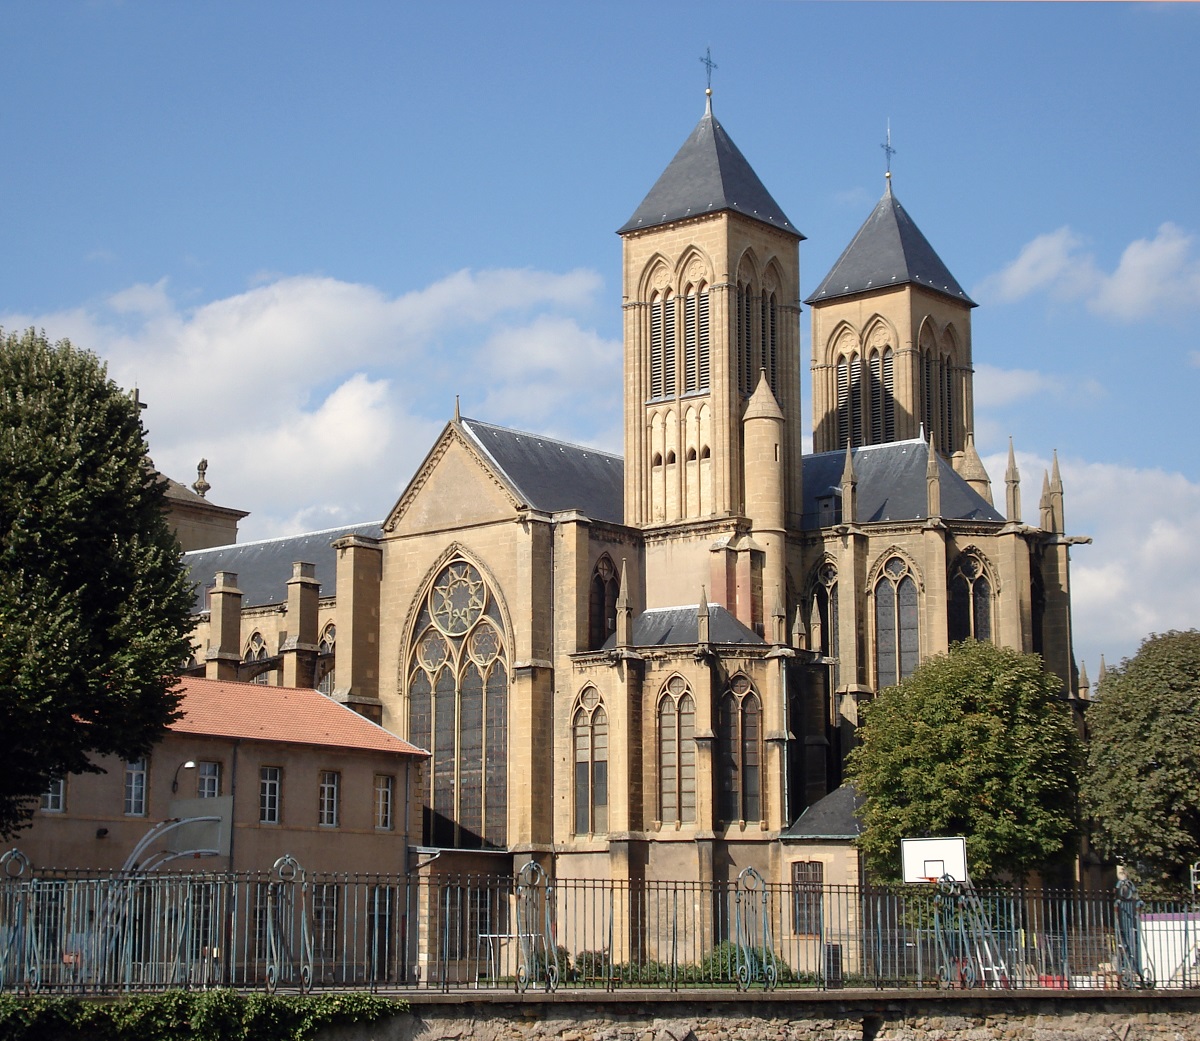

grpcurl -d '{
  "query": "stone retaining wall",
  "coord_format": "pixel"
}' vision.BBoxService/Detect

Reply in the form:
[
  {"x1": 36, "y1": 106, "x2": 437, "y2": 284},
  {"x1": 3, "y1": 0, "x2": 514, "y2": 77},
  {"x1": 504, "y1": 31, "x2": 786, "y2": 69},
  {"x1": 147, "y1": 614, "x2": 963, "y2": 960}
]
[{"x1": 320, "y1": 990, "x2": 1200, "y2": 1041}]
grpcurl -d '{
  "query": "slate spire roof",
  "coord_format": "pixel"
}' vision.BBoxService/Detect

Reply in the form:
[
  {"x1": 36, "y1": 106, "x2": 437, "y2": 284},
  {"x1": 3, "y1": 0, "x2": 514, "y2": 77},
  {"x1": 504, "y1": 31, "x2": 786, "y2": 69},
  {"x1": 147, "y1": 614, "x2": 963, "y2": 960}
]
[
  {"x1": 805, "y1": 184, "x2": 975, "y2": 307},
  {"x1": 618, "y1": 94, "x2": 801, "y2": 238}
]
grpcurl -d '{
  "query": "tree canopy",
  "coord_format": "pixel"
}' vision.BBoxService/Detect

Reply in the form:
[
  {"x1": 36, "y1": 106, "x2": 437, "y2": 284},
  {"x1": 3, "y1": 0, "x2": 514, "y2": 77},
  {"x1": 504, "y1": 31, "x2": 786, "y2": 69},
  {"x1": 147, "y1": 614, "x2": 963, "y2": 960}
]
[
  {"x1": 1084, "y1": 630, "x2": 1200, "y2": 896},
  {"x1": 0, "y1": 328, "x2": 195, "y2": 836},
  {"x1": 847, "y1": 640, "x2": 1082, "y2": 883}
]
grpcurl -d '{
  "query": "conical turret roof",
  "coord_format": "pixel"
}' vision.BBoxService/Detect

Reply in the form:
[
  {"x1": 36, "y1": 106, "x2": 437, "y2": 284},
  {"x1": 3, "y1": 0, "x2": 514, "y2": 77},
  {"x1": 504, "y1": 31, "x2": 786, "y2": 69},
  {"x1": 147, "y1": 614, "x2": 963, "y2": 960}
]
[
  {"x1": 618, "y1": 95, "x2": 800, "y2": 238},
  {"x1": 805, "y1": 185, "x2": 974, "y2": 307}
]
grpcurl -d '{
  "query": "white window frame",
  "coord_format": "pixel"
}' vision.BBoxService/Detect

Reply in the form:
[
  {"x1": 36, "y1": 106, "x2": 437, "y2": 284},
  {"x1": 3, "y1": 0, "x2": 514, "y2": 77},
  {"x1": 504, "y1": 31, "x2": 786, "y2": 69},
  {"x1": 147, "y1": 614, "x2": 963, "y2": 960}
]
[
  {"x1": 319, "y1": 770, "x2": 340, "y2": 828},
  {"x1": 197, "y1": 761, "x2": 220, "y2": 799},
  {"x1": 374, "y1": 774, "x2": 394, "y2": 831},
  {"x1": 124, "y1": 759, "x2": 148, "y2": 817},
  {"x1": 260, "y1": 766, "x2": 282, "y2": 824},
  {"x1": 41, "y1": 777, "x2": 65, "y2": 813}
]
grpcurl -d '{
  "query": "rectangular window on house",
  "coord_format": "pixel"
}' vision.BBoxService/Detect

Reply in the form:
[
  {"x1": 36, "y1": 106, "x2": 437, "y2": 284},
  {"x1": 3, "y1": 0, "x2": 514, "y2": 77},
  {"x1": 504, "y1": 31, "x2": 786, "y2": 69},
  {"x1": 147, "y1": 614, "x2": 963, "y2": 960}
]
[
  {"x1": 791, "y1": 860, "x2": 824, "y2": 935},
  {"x1": 319, "y1": 770, "x2": 340, "y2": 827},
  {"x1": 41, "y1": 777, "x2": 65, "y2": 813},
  {"x1": 124, "y1": 759, "x2": 148, "y2": 817},
  {"x1": 374, "y1": 774, "x2": 394, "y2": 830},
  {"x1": 197, "y1": 761, "x2": 220, "y2": 798},
  {"x1": 260, "y1": 766, "x2": 282, "y2": 824}
]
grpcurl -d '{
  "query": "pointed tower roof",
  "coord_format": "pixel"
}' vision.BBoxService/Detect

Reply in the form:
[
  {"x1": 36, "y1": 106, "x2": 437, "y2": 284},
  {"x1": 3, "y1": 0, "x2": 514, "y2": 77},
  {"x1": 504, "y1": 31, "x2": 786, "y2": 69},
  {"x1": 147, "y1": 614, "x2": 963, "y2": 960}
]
[
  {"x1": 805, "y1": 186, "x2": 975, "y2": 307},
  {"x1": 618, "y1": 94, "x2": 801, "y2": 238}
]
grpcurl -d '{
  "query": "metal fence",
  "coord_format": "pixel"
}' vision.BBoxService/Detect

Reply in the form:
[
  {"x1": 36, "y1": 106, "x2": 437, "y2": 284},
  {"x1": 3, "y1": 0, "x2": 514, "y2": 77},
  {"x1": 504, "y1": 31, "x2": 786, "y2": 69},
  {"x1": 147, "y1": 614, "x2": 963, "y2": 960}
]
[{"x1": 2, "y1": 849, "x2": 1197, "y2": 995}]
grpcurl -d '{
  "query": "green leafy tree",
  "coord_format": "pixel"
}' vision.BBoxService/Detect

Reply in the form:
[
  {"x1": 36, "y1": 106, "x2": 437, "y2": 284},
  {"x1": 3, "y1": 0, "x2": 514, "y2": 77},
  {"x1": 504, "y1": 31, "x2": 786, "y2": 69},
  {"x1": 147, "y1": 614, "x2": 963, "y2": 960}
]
[
  {"x1": 1084, "y1": 630, "x2": 1200, "y2": 896},
  {"x1": 847, "y1": 640, "x2": 1082, "y2": 882},
  {"x1": 0, "y1": 328, "x2": 195, "y2": 836}
]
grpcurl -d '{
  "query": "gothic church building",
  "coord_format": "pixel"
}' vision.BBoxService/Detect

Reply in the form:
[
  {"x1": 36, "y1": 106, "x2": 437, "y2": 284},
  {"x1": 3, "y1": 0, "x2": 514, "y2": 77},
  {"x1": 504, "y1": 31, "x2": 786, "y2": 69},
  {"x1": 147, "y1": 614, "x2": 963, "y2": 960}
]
[{"x1": 185, "y1": 90, "x2": 1083, "y2": 889}]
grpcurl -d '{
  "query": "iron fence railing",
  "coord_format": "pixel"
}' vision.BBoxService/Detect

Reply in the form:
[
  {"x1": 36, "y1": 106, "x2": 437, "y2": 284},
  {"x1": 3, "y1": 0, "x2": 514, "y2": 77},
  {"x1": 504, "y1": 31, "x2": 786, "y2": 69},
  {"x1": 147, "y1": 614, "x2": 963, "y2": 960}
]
[{"x1": 2, "y1": 849, "x2": 1198, "y2": 995}]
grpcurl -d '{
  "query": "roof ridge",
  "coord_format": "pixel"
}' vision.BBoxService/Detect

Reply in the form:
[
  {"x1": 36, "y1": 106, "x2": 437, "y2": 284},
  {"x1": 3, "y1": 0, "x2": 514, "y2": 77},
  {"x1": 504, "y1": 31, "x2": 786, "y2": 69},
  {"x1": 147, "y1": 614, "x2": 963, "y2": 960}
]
[
  {"x1": 461, "y1": 417, "x2": 623, "y2": 461},
  {"x1": 184, "y1": 520, "x2": 383, "y2": 556}
]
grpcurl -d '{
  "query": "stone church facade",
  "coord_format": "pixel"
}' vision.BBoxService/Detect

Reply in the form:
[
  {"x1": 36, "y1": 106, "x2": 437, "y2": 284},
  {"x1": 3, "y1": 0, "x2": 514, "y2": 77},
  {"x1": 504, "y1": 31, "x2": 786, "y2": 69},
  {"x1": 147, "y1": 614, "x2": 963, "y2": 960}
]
[{"x1": 183, "y1": 90, "x2": 1084, "y2": 891}]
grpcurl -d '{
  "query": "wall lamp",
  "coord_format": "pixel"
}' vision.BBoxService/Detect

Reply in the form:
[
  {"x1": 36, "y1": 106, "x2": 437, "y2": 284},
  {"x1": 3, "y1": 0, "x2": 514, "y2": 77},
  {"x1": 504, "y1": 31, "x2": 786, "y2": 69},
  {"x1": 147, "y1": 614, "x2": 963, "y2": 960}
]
[{"x1": 171, "y1": 760, "x2": 197, "y2": 794}]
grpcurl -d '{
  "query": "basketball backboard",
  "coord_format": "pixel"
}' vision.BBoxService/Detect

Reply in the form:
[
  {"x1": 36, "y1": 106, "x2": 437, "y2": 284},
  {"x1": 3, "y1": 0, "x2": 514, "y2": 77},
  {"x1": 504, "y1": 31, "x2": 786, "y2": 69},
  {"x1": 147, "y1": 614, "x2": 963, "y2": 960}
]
[{"x1": 901, "y1": 836, "x2": 968, "y2": 884}]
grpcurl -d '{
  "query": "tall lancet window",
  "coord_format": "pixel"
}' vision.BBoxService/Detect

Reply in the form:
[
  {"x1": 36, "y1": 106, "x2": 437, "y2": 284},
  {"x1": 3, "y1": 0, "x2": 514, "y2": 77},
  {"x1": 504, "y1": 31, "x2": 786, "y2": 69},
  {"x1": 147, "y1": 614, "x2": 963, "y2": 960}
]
[
  {"x1": 697, "y1": 288, "x2": 710, "y2": 391},
  {"x1": 948, "y1": 551, "x2": 993, "y2": 644},
  {"x1": 837, "y1": 353, "x2": 863, "y2": 448},
  {"x1": 683, "y1": 290, "x2": 698, "y2": 393},
  {"x1": 942, "y1": 358, "x2": 954, "y2": 454},
  {"x1": 407, "y1": 559, "x2": 508, "y2": 850},
  {"x1": 649, "y1": 294, "x2": 665, "y2": 399},
  {"x1": 874, "y1": 556, "x2": 920, "y2": 688},
  {"x1": 868, "y1": 347, "x2": 896, "y2": 445},
  {"x1": 764, "y1": 292, "x2": 779, "y2": 395},
  {"x1": 717, "y1": 676, "x2": 763, "y2": 824},
  {"x1": 662, "y1": 292, "x2": 676, "y2": 396},
  {"x1": 588, "y1": 555, "x2": 619, "y2": 650},
  {"x1": 573, "y1": 687, "x2": 608, "y2": 835},
  {"x1": 738, "y1": 284, "x2": 755, "y2": 395},
  {"x1": 658, "y1": 676, "x2": 696, "y2": 825}
]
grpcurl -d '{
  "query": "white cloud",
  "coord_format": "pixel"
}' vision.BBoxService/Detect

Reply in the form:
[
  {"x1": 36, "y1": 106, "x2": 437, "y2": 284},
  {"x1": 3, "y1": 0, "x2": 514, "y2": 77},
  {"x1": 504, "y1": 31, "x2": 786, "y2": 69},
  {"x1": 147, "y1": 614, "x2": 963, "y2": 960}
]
[
  {"x1": 2, "y1": 267, "x2": 618, "y2": 540},
  {"x1": 975, "y1": 227, "x2": 1099, "y2": 305},
  {"x1": 983, "y1": 449, "x2": 1200, "y2": 683},
  {"x1": 972, "y1": 363, "x2": 1062, "y2": 409},
  {"x1": 976, "y1": 223, "x2": 1200, "y2": 322}
]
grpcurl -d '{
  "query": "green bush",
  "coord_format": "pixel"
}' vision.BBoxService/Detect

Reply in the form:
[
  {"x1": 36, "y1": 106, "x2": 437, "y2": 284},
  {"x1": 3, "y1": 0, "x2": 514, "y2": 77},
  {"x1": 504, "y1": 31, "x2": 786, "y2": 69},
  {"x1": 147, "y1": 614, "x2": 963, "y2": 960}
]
[
  {"x1": 701, "y1": 940, "x2": 794, "y2": 985},
  {"x1": 0, "y1": 991, "x2": 406, "y2": 1041}
]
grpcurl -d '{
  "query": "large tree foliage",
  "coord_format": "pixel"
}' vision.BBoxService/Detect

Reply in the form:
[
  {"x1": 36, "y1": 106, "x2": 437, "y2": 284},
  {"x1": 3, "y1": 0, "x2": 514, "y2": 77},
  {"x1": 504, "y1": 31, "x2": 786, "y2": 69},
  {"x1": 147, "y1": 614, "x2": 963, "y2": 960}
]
[
  {"x1": 847, "y1": 640, "x2": 1082, "y2": 882},
  {"x1": 1084, "y1": 630, "x2": 1200, "y2": 896},
  {"x1": 0, "y1": 328, "x2": 195, "y2": 836}
]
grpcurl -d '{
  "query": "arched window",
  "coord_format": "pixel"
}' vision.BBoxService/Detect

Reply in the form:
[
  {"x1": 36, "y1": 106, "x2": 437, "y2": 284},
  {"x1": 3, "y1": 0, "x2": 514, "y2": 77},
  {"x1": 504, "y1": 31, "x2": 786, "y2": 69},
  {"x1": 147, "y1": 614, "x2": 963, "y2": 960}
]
[
  {"x1": 316, "y1": 623, "x2": 335, "y2": 694},
  {"x1": 738, "y1": 283, "x2": 755, "y2": 395},
  {"x1": 868, "y1": 347, "x2": 896, "y2": 444},
  {"x1": 406, "y1": 559, "x2": 508, "y2": 850},
  {"x1": 684, "y1": 288, "x2": 698, "y2": 393},
  {"x1": 573, "y1": 688, "x2": 608, "y2": 835},
  {"x1": 836, "y1": 353, "x2": 863, "y2": 448},
  {"x1": 875, "y1": 556, "x2": 920, "y2": 688},
  {"x1": 717, "y1": 676, "x2": 763, "y2": 823},
  {"x1": 942, "y1": 354, "x2": 954, "y2": 454},
  {"x1": 245, "y1": 632, "x2": 272, "y2": 685},
  {"x1": 658, "y1": 677, "x2": 696, "y2": 825},
  {"x1": 649, "y1": 291, "x2": 677, "y2": 399},
  {"x1": 588, "y1": 556, "x2": 619, "y2": 650},
  {"x1": 948, "y1": 552, "x2": 993, "y2": 644},
  {"x1": 763, "y1": 292, "x2": 779, "y2": 395}
]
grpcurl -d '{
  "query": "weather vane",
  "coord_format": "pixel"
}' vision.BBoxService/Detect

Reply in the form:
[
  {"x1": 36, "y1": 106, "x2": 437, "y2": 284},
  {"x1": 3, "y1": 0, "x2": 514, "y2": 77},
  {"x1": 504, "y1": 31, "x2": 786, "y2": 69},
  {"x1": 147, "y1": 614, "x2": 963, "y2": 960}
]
[
  {"x1": 700, "y1": 47, "x2": 717, "y2": 93},
  {"x1": 881, "y1": 119, "x2": 897, "y2": 181}
]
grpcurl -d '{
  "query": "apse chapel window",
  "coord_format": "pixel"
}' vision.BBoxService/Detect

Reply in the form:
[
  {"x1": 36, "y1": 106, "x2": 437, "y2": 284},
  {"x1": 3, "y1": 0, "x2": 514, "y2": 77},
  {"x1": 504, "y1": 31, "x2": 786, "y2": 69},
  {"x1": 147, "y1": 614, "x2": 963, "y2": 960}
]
[
  {"x1": 573, "y1": 687, "x2": 608, "y2": 835},
  {"x1": 874, "y1": 556, "x2": 920, "y2": 688},
  {"x1": 717, "y1": 676, "x2": 762, "y2": 824},
  {"x1": 588, "y1": 556, "x2": 620, "y2": 650},
  {"x1": 246, "y1": 632, "x2": 271, "y2": 685},
  {"x1": 407, "y1": 559, "x2": 508, "y2": 850},
  {"x1": 948, "y1": 552, "x2": 993, "y2": 644},
  {"x1": 812, "y1": 561, "x2": 840, "y2": 667},
  {"x1": 658, "y1": 676, "x2": 696, "y2": 826},
  {"x1": 317, "y1": 623, "x2": 336, "y2": 694}
]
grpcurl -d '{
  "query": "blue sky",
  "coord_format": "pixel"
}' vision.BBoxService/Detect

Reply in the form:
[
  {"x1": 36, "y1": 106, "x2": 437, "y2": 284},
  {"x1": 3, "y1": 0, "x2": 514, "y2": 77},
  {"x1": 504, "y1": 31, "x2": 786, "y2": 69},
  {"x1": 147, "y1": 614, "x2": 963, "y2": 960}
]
[{"x1": 2, "y1": 2, "x2": 1198, "y2": 679}]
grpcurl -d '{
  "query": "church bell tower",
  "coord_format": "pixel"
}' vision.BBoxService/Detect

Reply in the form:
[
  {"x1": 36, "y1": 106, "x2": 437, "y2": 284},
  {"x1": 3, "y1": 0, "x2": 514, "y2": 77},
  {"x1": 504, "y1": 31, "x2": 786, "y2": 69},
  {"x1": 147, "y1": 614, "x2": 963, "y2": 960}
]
[{"x1": 617, "y1": 89, "x2": 804, "y2": 616}]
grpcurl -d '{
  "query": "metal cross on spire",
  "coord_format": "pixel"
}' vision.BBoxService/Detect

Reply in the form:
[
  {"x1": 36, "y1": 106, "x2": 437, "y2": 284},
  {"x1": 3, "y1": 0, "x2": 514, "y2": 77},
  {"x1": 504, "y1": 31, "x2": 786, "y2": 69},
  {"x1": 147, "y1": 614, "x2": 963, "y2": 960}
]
[
  {"x1": 881, "y1": 119, "x2": 897, "y2": 186},
  {"x1": 699, "y1": 47, "x2": 718, "y2": 92}
]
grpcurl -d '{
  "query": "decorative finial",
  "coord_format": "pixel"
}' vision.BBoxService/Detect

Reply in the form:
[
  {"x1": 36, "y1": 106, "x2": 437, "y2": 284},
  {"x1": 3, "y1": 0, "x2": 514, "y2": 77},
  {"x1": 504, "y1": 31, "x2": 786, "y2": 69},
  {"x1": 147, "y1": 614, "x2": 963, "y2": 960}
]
[
  {"x1": 192, "y1": 458, "x2": 210, "y2": 499},
  {"x1": 881, "y1": 120, "x2": 896, "y2": 190},
  {"x1": 700, "y1": 47, "x2": 718, "y2": 94}
]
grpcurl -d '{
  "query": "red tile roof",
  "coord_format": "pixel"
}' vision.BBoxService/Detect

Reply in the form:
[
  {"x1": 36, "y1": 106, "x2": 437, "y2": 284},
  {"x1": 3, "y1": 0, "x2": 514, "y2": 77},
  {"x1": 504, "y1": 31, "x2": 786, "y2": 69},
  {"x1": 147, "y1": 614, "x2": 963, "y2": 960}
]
[{"x1": 171, "y1": 677, "x2": 427, "y2": 758}]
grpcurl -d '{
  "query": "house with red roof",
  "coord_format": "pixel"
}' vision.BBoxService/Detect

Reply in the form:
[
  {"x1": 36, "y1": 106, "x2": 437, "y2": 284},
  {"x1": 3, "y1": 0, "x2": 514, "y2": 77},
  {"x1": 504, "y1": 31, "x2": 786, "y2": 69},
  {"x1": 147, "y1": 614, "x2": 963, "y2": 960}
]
[{"x1": 17, "y1": 676, "x2": 427, "y2": 876}]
